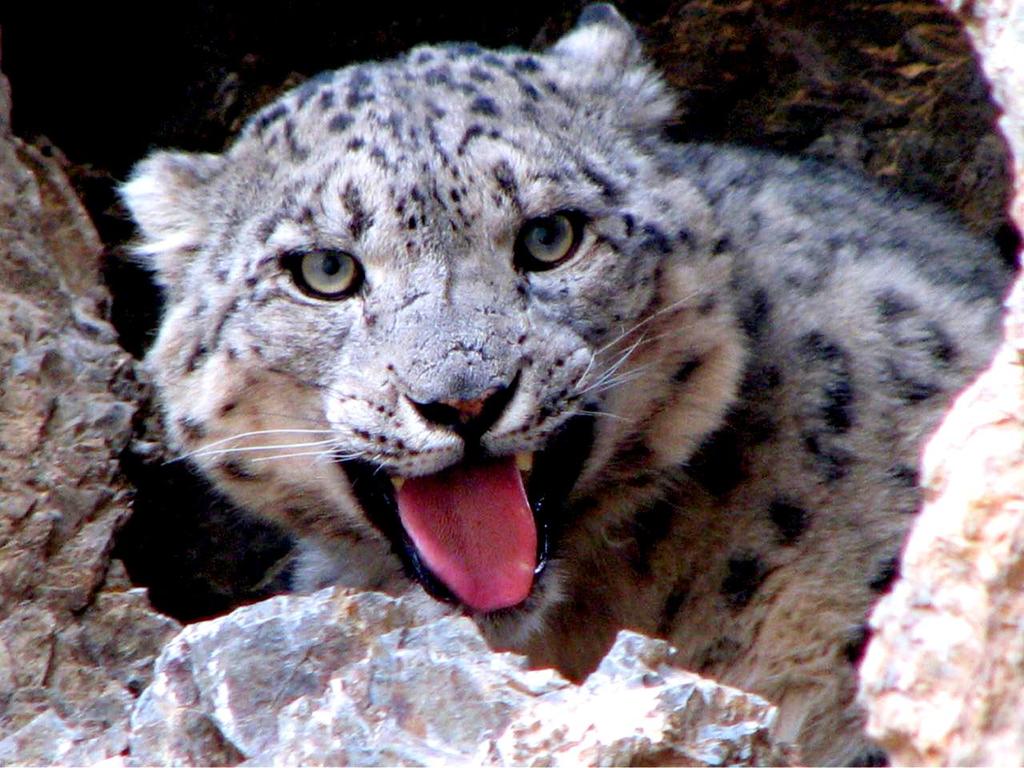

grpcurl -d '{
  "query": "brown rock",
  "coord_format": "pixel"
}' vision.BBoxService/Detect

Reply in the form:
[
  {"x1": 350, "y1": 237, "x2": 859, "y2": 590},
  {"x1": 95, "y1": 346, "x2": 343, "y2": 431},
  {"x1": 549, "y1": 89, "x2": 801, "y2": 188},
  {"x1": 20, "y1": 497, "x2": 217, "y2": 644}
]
[
  {"x1": 859, "y1": 1, "x2": 1024, "y2": 763},
  {"x1": 861, "y1": 279, "x2": 1024, "y2": 764},
  {"x1": 860, "y1": 281, "x2": 1024, "y2": 764},
  {"x1": 642, "y1": 0, "x2": 1013, "y2": 243},
  {"x1": 0, "y1": 51, "x2": 180, "y2": 763}
]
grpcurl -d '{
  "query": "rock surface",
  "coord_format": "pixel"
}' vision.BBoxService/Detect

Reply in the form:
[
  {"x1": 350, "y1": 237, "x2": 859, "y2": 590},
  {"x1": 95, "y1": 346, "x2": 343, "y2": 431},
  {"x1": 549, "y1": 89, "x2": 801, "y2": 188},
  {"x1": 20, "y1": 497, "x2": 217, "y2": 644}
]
[
  {"x1": 645, "y1": 0, "x2": 1013, "y2": 245},
  {"x1": 858, "y1": 0, "x2": 1024, "y2": 763},
  {"x1": 0, "y1": 52, "x2": 180, "y2": 764},
  {"x1": 860, "y1": 286, "x2": 1024, "y2": 761},
  {"x1": 130, "y1": 589, "x2": 790, "y2": 767}
]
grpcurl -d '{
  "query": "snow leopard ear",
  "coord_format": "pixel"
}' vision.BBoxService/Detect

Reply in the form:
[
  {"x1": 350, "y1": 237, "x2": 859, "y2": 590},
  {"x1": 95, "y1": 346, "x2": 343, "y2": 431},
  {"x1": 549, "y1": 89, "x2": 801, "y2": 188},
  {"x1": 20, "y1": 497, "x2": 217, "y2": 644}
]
[
  {"x1": 120, "y1": 150, "x2": 223, "y2": 287},
  {"x1": 550, "y1": 4, "x2": 675, "y2": 128},
  {"x1": 552, "y1": 4, "x2": 643, "y2": 68}
]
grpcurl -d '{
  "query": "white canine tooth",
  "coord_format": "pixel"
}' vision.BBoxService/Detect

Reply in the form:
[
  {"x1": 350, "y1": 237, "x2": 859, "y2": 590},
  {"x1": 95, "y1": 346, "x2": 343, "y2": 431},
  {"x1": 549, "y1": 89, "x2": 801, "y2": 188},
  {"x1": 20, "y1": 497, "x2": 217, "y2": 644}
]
[
  {"x1": 391, "y1": 476, "x2": 406, "y2": 492},
  {"x1": 516, "y1": 452, "x2": 534, "y2": 473}
]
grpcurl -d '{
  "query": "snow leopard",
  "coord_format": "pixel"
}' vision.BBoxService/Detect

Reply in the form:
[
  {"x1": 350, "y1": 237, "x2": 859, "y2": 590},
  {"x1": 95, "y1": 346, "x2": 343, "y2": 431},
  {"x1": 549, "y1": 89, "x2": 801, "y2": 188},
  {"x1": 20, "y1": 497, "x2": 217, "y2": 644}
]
[{"x1": 121, "y1": 5, "x2": 1008, "y2": 764}]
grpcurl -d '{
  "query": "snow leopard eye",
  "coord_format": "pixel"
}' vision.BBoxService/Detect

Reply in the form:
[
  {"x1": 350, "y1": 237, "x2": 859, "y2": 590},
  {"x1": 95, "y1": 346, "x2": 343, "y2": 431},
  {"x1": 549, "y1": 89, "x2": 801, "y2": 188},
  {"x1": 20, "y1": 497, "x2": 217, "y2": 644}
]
[
  {"x1": 282, "y1": 249, "x2": 363, "y2": 300},
  {"x1": 514, "y1": 212, "x2": 585, "y2": 271}
]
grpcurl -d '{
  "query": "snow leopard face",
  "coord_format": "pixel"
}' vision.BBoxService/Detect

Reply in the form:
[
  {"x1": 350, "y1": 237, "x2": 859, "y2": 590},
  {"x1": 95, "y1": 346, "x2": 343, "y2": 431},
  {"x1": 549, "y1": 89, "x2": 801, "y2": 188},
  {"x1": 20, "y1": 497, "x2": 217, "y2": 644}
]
[{"x1": 122, "y1": 5, "x2": 743, "y2": 629}]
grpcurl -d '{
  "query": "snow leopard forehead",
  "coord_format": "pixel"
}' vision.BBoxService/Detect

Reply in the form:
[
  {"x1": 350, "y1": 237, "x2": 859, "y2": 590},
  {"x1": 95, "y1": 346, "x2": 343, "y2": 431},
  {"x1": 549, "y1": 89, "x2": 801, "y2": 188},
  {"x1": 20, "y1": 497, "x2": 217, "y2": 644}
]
[
  {"x1": 237, "y1": 5, "x2": 675, "y2": 163},
  {"x1": 209, "y1": 14, "x2": 677, "y2": 251}
]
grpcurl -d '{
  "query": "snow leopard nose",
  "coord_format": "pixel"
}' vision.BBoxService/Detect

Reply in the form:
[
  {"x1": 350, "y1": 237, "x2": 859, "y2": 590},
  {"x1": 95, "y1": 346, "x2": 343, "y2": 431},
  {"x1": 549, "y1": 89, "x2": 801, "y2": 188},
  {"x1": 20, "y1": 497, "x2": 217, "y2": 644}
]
[{"x1": 409, "y1": 374, "x2": 519, "y2": 442}]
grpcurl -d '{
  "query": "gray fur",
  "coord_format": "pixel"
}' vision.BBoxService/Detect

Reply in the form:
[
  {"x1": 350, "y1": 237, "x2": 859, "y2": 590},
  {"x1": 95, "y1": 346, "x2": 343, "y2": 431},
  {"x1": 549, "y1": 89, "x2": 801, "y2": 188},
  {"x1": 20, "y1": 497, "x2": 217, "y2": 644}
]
[{"x1": 122, "y1": 5, "x2": 1007, "y2": 763}]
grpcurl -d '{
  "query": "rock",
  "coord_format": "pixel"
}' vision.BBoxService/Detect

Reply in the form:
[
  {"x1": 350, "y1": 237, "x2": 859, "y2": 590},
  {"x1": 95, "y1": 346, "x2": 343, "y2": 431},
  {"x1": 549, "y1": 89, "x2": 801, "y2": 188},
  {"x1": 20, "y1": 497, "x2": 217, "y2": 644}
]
[
  {"x1": 947, "y1": 0, "x2": 1024, "y2": 227},
  {"x1": 859, "y1": 282, "x2": 1024, "y2": 765},
  {"x1": 0, "y1": 708, "x2": 126, "y2": 766},
  {"x1": 131, "y1": 589, "x2": 789, "y2": 767},
  {"x1": 858, "y1": 0, "x2": 1024, "y2": 763},
  {"x1": 643, "y1": 0, "x2": 1013, "y2": 244},
  {"x1": 0, "y1": 52, "x2": 181, "y2": 763},
  {"x1": 494, "y1": 631, "x2": 791, "y2": 767}
]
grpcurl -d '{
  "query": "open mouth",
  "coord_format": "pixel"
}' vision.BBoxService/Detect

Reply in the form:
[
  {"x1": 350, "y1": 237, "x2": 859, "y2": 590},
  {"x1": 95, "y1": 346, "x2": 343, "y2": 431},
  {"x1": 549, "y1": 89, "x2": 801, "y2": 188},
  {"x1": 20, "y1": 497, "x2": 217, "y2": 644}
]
[{"x1": 338, "y1": 415, "x2": 594, "y2": 615}]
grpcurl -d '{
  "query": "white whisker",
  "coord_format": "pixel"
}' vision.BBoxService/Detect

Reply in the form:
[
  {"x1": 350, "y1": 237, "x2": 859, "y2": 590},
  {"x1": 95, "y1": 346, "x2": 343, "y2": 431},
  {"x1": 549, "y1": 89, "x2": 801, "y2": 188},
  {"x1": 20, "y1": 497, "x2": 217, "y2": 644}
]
[
  {"x1": 576, "y1": 409, "x2": 635, "y2": 423},
  {"x1": 577, "y1": 351, "x2": 597, "y2": 390},
  {"x1": 185, "y1": 438, "x2": 339, "y2": 461},
  {"x1": 578, "y1": 333, "x2": 647, "y2": 390},
  {"x1": 580, "y1": 333, "x2": 651, "y2": 392},
  {"x1": 249, "y1": 449, "x2": 338, "y2": 464},
  {"x1": 184, "y1": 427, "x2": 335, "y2": 452},
  {"x1": 592, "y1": 291, "x2": 698, "y2": 357},
  {"x1": 576, "y1": 363, "x2": 657, "y2": 398}
]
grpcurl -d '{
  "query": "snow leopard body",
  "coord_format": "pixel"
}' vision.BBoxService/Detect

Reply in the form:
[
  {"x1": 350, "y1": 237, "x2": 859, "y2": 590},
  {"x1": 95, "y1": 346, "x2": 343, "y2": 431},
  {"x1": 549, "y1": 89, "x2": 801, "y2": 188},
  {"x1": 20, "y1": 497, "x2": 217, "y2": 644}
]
[{"x1": 121, "y1": 6, "x2": 1008, "y2": 763}]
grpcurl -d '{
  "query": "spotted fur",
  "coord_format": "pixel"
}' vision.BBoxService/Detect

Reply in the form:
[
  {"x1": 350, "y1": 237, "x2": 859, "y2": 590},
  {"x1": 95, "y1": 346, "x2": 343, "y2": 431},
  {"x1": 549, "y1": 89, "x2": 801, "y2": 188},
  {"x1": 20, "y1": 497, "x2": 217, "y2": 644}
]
[{"x1": 122, "y1": 5, "x2": 1007, "y2": 764}]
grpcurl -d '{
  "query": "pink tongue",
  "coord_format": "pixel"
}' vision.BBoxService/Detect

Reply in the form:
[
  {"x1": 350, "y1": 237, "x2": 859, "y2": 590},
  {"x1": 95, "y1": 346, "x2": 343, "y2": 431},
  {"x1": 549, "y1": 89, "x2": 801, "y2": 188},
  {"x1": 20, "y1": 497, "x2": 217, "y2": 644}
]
[{"x1": 396, "y1": 457, "x2": 536, "y2": 613}]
